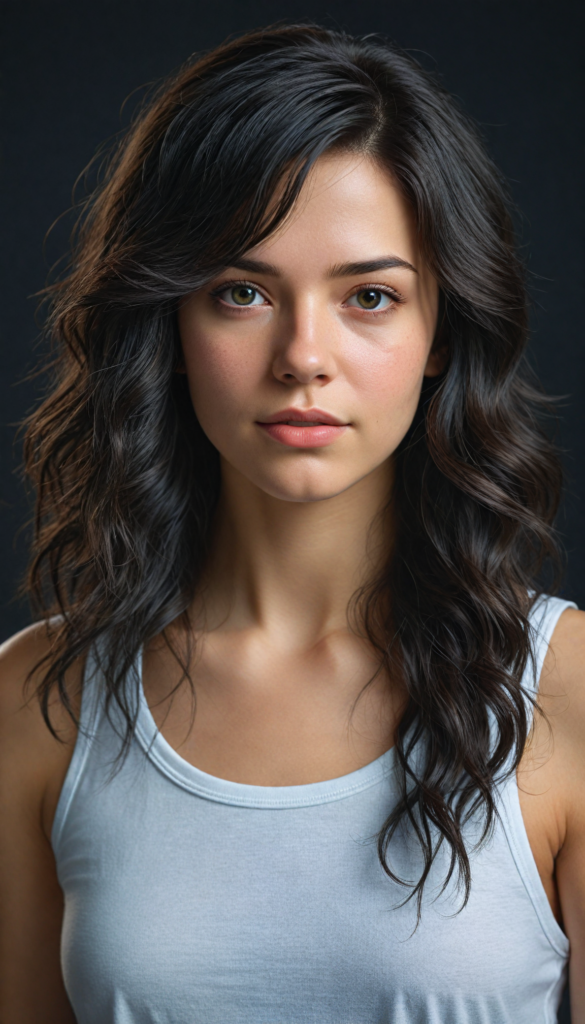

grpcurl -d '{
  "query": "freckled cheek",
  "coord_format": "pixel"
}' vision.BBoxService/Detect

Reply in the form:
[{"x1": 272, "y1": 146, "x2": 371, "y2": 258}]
[
  {"x1": 348, "y1": 334, "x2": 430, "y2": 420},
  {"x1": 182, "y1": 331, "x2": 265, "y2": 421}
]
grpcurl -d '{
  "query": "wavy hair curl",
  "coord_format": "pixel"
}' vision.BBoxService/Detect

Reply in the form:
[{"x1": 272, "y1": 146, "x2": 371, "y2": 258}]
[{"x1": 24, "y1": 24, "x2": 562, "y2": 914}]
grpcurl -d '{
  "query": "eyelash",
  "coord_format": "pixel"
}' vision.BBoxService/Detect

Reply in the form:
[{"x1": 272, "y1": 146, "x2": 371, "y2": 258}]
[{"x1": 209, "y1": 279, "x2": 405, "y2": 315}]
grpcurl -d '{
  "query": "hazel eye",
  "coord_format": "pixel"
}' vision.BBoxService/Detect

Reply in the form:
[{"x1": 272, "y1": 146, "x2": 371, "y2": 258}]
[
  {"x1": 347, "y1": 288, "x2": 392, "y2": 310},
  {"x1": 220, "y1": 285, "x2": 265, "y2": 307}
]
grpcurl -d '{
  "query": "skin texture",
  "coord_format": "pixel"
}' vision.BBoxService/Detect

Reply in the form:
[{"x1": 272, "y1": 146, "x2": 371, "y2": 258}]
[
  {"x1": 1, "y1": 152, "x2": 584, "y2": 1021},
  {"x1": 179, "y1": 154, "x2": 441, "y2": 508},
  {"x1": 164, "y1": 154, "x2": 442, "y2": 784}
]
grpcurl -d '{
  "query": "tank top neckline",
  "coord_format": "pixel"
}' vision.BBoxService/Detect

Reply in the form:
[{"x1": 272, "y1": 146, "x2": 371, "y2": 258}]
[
  {"x1": 128, "y1": 593, "x2": 575, "y2": 810},
  {"x1": 134, "y1": 649, "x2": 397, "y2": 809}
]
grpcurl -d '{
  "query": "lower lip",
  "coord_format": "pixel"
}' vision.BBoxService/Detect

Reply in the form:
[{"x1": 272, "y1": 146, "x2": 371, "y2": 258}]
[{"x1": 257, "y1": 423, "x2": 348, "y2": 448}]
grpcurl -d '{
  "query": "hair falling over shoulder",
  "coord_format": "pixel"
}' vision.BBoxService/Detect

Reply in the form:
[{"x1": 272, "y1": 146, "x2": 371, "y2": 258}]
[{"x1": 23, "y1": 24, "x2": 563, "y2": 916}]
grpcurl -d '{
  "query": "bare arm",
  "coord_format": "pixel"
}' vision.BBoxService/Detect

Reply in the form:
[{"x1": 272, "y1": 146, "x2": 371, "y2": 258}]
[
  {"x1": 543, "y1": 610, "x2": 585, "y2": 1023},
  {"x1": 0, "y1": 625, "x2": 79, "y2": 1023}
]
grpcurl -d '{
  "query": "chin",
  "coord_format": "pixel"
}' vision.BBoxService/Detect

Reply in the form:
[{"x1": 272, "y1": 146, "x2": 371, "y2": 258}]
[{"x1": 251, "y1": 465, "x2": 359, "y2": 504}]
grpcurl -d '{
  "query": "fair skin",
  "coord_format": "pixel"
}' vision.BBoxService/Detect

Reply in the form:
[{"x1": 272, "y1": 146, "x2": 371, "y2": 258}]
[{"x1": 0, "y1": 152, "x2": 584, "y2": 1022}]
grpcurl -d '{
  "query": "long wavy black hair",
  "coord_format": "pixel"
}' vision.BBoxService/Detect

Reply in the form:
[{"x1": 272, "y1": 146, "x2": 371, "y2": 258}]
[{"x1": 24, "y1": 24, "x2": 562, "y2": 913}]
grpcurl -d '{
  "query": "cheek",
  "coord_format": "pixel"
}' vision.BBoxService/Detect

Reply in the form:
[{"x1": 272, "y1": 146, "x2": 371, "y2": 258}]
[
  {"x1": 348, "y1": 327, "x2": 430, "y2": 414},
  {"x1": 182, "y1": 328, "x2": 263, "y2": 419}
]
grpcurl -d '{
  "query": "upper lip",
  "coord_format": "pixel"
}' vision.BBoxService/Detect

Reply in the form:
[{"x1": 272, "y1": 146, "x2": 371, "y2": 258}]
[{"x1": 258, "y1": 407, "x2": 348, "y2": 426}]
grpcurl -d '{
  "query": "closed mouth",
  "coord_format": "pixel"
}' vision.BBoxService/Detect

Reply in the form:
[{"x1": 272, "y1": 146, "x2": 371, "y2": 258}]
[{"x1": 257, "y1": 407, "x2": 348, "y2": 427}]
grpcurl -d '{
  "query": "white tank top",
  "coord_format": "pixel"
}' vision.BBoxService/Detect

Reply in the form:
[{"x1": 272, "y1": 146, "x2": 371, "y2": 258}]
[{"x1": 52, "y1": 594, "x2": 575, "y2": 1023}]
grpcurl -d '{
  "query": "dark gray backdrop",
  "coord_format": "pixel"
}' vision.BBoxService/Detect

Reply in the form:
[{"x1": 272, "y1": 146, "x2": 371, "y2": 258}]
[{"x1": 0, "y1": 1, "x2": 582, "y2": 1019}]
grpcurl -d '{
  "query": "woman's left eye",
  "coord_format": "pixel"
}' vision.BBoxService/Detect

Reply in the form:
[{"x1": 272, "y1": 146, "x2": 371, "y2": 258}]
[
  {"x1": 346, "y1": 289, "x2": 393, "y2": 311},
  {"x1": 217, "y1": 284, "x2": 266, "y2": 307}
]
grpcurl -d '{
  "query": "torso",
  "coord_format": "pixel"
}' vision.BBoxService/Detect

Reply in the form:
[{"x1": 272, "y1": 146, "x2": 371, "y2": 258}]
[{"x1": 40, "y1": 609, "x2": 576, "y2": 928}]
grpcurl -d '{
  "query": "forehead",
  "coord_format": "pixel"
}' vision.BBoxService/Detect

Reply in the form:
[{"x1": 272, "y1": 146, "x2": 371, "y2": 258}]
[{"x1": 250, "y1": 152, "x2": 419, "y2": 272}]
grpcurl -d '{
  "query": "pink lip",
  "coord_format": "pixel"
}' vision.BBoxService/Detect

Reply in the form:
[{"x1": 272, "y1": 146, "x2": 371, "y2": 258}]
[{"x1": 256, "y1": 407, "x2": 350, "y2": 449}]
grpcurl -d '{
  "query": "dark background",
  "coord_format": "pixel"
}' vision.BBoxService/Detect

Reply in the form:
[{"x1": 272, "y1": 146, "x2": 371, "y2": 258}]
[{"x1": 0, "y1": 1, "x2": 582, "y2": 1019}]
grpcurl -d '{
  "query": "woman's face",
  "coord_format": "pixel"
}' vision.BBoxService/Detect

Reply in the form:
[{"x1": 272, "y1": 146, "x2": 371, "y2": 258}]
[{"x1": 178, "y1": 152, "x2": 442, "y2": 503}]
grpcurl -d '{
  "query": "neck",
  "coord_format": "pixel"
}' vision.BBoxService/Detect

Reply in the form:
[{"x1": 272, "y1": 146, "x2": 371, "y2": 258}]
[{"x1": 196, "y1": 457, "x2": 394, "y2": 651}]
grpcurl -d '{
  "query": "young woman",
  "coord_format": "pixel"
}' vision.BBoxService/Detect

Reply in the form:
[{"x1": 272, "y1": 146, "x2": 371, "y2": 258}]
[{"x1": 1, "y1": 24, "x2": 584, "y2": 1024}]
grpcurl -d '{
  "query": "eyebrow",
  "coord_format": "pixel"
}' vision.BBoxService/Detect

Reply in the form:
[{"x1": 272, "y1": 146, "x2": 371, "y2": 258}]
[
  {"x1": 228, "y1": 255, "x2": 418, "y2": 277},
  {"x1": 327, "y1": 257, "x2": 418, "y2": 277}
]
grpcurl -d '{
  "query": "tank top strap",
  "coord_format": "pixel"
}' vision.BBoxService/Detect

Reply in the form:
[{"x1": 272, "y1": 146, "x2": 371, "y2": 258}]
[
  {"x1": 494, "y1": 594, "x2": 576, "y2": 964},
  {"x1": 524, "y1": 594, "x2": 578, "y2": 700},
  {"x1": 51, "y1": 642, "x2": 107, "y2": 855},
  {"x1": 492, "y1": 593, "x2": 576, "y2": 964}
]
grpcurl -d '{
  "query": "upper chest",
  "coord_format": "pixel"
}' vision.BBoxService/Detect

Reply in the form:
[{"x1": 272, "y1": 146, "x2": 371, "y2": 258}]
[
  {"x1": 142, "y1": 629, "x2": 402, "y2": 785},
  {"x1": 43, "y1": 614, "x2": 573, "y2": 929},
  {"x1": 141, "y1": 631, "x2": 569, "y2": 919}
]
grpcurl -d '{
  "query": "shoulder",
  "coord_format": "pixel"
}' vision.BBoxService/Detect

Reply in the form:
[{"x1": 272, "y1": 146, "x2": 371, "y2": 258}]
[
  {"x1": 539, "y1": 608, "x2": 585, "y2": 989},
  {"x1": 0, "y1": 621, "x2": 82, "y2": 839},
  {"x1": 531, "y1": 606, "x2": 585, "y2": 819},
  {"x1": 0, "y1": 624, "x2": 82, "y2": 1020},
  {"x1": 0, "y1": 620, "x2": 57, "y2": 725},
  {"x1": 0, "y1": 618, "x2": 81, "y2": 733},
  {"x1": 539, "y1": 606, "x2": 585, "y2": 733}
]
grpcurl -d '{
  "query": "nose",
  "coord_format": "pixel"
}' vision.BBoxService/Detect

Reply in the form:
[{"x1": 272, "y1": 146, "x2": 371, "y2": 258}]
[{"x1": 271, "y1": 299, "x2": 337, "y2": 386}]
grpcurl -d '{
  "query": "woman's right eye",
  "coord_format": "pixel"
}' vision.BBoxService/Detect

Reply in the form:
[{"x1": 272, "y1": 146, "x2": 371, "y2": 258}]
[{"x1": 216, "y1": 284, "x2": 266, "y2": 307}]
